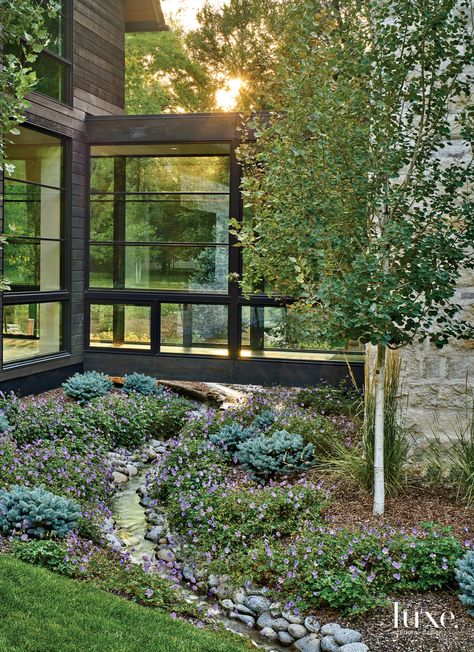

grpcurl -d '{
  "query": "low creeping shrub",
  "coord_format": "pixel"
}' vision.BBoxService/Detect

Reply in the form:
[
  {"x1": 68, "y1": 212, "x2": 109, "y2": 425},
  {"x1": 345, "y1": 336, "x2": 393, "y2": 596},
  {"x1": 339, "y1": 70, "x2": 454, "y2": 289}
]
[
  {"x1": 246, "y1": 522, "x2": 466, "y2": 615},
  {"x1": 12, "y1": 539, "x2": 76, "y2": 576},
  {"x1": 63, "y1": 371, "x2": 113, "y2": 404},
  {"x1": 456, "y1": 550, "x2": 474, "y2": 616},
  {"x1": 297, "y1": 381, "x2": 363, "y2": 417},
  {"x1": 123, "y1": 373, "x2": 162, "y2": 396},
  {"x1": 237, "y1": 430, "x2": 315, "y2": 480},
  {"x1": 0, "y1": 486, "x2": 81, "y2": 538}
]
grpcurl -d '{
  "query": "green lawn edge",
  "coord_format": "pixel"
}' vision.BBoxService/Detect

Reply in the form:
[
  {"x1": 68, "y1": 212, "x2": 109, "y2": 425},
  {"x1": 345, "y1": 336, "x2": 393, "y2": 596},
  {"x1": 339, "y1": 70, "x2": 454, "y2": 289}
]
[{"x1": 0, "y1": 556, "x2": 251, "y2": 652}]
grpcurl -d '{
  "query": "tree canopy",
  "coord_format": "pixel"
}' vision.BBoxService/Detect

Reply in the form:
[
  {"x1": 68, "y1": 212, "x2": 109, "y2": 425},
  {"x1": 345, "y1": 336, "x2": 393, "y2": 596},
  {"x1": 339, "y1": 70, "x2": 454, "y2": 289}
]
[
  {"x1": 125, "y1": 30, "x2": 214, "y2": 114},
  {"x1": 186, "y1": 0, "x2": 286, "y2": 110},
  {"x1": 237, "y1": 0, "x2": 474, "y2": 350}
]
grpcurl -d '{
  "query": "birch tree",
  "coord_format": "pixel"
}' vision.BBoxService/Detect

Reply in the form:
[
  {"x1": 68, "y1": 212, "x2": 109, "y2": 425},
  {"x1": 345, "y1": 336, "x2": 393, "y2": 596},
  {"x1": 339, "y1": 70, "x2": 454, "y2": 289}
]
[{"x1": 236, "y1": 0, "x2": 474, "y2": 514}]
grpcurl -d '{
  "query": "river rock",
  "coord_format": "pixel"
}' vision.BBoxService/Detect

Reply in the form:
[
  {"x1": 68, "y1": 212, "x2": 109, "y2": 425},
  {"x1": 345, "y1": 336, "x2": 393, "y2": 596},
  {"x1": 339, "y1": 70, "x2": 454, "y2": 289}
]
[
  {"x1": 256, "y1": 612, "x2": 273, "y2": 629},
  {"x1": 320, "y1": 624, "x2": 341, "y2": 636},
  {"x1": 339, "y1": 645, "x2": 368, "y2": 652},
  {"x1": 236, "y1": 604, "x2": 255, "y2": 616},
  {"x1": 140, "y1": 496, "x2": 152, "y2": 508},
  {"x1": 112, "y1": 471, "x2": 128, "y2": 485},
  {"x1": 294, "y1": 634, "x2": 321, "y2": 652},
  {"x1": 269, "y1": 602, "x2": 282, "y2": 616},
  {"x1": 334, "y1": 629, "x2": 363, "y2": 646},
  {"x1": 196, "y1": 582, "x2": 208, "y2": 595},
  {"x1": 272, "y1": 618, "x2": 290, "y2": 631},
  {"x1": 208, "y1": 574, "x2": 219, "y2": 588},
  {"x1": 282, "y1": 610, "x2": 304, "y2": 625},
  {"x1": 105, "y1": 532, "x2": 124, "y2": 552},
  {"x1": 220, "y1": 599, "x2": 234, "y2": 611},
  {"x1": 230, "y1": 612, "x2": 255, "y2": 627},
  {"x1": 288, "y1": 624, "x2": 308, "y2": 639},
  {"x1": 126, "y1": 464, "x2": 138, "y2": 477},
  {"x1": 277, "y1": 631, "x2": 294, "y2": 646},
  {"x1": 245, "y1": 595, "x2": 271, "y2": 614},
  {"x1": 305, "y1": 616, "x2": 321, "y2": 633},
  {"x1": 145, "y1": 526, "x2": 163, "y2": 543},
  {"x1": 260, "y1": 627, "x2": 278, "y2": 641},
  {"x1": 321, "y1": 636, "x2": 340, "y2": 652},
  {"x1": 156, "y1": 548, "x2": 176, "y2": 563},
  {"x1": 215, "y1": 581, "x2": 235, "y2": 600},
  {"x1": 233, "y1": 588, "x2": 247, "y2": 604}
]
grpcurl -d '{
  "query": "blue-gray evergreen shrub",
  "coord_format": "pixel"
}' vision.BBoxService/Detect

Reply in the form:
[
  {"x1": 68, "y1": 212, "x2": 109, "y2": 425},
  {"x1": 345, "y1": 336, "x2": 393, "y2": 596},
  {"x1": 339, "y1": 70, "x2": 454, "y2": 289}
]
[
  {"x1": 210, "y1": 422, "x2": 257, "y2": 453},
  {"x1": 123, "y1": 372, "x2": 161, "y2": 396},
  {"x1": 251, "y1": 409, "x2": 276, "y2": 432},
  {"x1": 237, "y1": 430, "x2": 315, "y2": 480},
  {"x1": 0, "y1": 486, "x2": 81, "y2": 538},
  {"x1": 456, "y1": 550, "x2": 474, "y2": 615},
  {"x1": 0, "y1": 412, "x2": 10, "y2": 433},
  {"x1": 62, "y1": 371, "x2": 113, "y2": 404}
]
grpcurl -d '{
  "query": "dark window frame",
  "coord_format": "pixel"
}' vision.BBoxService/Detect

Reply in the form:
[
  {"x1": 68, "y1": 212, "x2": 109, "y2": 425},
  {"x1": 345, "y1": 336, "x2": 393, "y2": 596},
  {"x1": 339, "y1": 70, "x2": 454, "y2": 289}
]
[
  {"x1": 1, "y1": 123, "x2": 72, "y2": 370},
  {"x1": 31, "y1": 0, "x2": 73, "y2": 106}
]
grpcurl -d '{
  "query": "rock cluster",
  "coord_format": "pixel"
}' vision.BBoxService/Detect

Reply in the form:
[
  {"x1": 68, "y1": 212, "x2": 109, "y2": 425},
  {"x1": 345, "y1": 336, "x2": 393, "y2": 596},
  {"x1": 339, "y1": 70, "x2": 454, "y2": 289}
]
[
  {"x1": 106, "y1": 439, "x2": 369, "y2": 652},
  {"x1": 212, "y1": 586, "x2": 367, "y2": 651}
]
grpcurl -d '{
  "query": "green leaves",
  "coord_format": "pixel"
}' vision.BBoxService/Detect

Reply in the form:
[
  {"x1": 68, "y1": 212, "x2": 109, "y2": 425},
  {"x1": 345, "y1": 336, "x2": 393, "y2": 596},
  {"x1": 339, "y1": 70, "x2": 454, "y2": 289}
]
[
  {"x1": 237, "y1": 0, "x2": 474, "y2": 351},
  {"x1": 0, "y1": 0, "x2": 58, "y2": 166}
]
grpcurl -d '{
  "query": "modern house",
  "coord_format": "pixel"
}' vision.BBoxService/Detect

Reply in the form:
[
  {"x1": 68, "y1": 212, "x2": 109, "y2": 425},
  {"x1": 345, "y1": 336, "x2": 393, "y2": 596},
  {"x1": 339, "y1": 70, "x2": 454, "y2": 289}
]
[{"x1": 0, "y1": 0, "x2": 380, "y2": 395}]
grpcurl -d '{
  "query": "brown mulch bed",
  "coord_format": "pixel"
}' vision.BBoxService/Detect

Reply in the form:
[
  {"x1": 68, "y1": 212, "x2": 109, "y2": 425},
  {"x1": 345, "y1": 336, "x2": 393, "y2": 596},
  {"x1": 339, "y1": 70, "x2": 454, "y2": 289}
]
[
  {"x1": 353, "y1": 591, "x2": 473, "y2": 652},
  {"x1": 318, "y1": 475, "x2": 473, "y2": 540}
]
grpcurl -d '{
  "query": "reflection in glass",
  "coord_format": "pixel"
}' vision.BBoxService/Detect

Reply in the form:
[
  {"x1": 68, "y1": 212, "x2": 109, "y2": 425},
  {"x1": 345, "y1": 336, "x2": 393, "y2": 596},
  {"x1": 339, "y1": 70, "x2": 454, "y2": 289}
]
[
  {"x1": 3, "y1": 303, "x2": 63, "y2": 365},
  {"x1": 3, "y1": 182, "x2": 62, "y2": 238},
  {"x1": 161, "y1": 304, "x2": 228, "y2": 356},
  {"x1": 4, "y1": 239, "x2": 62, "y2": 291},
  {"x1": 240, "y1": 307, "x2": 364, "y2": 361},
  {"x1": 89, "y1": 245, "x2": 228, "y2": 293},
  {"x1": 34, "y1": 54, "x2": 68, "y2": 103},
  {"x1": 5, "y1": 127, "x2": 63, "y2": 188},
  {"x1": 90, "y1": 194, "x2": 229, "y2": 243},
  {"x1": 90, "y1": 155, "x2": 230, "y2": 194},
  {"x1": 90, "y1": 305, "x2": 151, "y2": 350}
]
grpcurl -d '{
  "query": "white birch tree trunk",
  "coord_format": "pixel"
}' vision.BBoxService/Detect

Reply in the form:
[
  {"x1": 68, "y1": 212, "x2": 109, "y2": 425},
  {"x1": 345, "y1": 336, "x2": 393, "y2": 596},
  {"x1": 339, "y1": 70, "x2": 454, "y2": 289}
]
[{"x1": 373, "y1": 342, "x2": 386, "y2": 515}]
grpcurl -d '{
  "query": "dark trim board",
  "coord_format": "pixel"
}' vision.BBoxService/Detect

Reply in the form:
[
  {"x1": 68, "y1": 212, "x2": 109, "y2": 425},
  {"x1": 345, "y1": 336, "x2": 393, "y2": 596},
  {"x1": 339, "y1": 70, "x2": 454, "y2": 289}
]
[
  {"x1": 83, "y1": 351, "x2": 364, "y2": 389},
  {"x1": 0, "y1": 363, "x2": 83, "y2": 397}
]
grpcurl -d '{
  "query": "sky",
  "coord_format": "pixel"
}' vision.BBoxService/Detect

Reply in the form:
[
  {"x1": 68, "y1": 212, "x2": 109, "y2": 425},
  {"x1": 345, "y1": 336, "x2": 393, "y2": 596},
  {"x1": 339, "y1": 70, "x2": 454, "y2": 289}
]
[{"x1": 161, "y1": 0, "x2": 224, "y2": 32}]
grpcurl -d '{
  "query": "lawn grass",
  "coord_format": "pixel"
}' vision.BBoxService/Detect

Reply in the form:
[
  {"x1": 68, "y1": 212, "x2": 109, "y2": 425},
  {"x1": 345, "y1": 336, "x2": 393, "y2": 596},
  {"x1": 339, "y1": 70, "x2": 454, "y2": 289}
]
[{"x1": 0, "y1": 556, "x2": 250, "y2": 652}]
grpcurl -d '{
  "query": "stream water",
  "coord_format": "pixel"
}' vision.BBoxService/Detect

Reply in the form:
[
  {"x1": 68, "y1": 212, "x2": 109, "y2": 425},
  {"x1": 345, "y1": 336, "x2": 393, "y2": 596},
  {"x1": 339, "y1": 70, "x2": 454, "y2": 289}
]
[
  {"x1": 112, "y1": 474, "x2": 157, "y2": 562},
  {"x1": 112, "y1": 467, "x2": 290, "y2": 652},
  {"x1": 111, "y1": 384, "x2": 289, "y2": 652}
]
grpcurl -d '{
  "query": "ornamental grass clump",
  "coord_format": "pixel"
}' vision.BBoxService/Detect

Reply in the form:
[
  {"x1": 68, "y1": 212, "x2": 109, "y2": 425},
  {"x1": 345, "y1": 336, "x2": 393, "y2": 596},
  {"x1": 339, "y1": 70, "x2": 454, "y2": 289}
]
[
  {"x1": 0, "y1": 486, "x2": 81, "y2": 538},
  {"x1": 123, "y1": 372, "x2": 162, "y2": 396},
  {"x1": 456, "y1": 551, "x2": 474, "y2": 615},
  {"x1": 62, "y1": 371, "x2": 113, "y2": 404},
  {"x1": 237, "y1": 430, "x2": 315, "y2": 480}
]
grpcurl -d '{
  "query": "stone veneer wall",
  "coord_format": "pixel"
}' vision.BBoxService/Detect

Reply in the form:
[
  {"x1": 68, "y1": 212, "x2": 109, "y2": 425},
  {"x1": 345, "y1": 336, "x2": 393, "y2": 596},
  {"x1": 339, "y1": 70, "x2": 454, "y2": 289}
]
[
  {"x1": 400, "y1": 3, "x2": 473, "y2": 443},
  {"x1": 401, "y1": 268, "x2": 474, "y2": 443}
]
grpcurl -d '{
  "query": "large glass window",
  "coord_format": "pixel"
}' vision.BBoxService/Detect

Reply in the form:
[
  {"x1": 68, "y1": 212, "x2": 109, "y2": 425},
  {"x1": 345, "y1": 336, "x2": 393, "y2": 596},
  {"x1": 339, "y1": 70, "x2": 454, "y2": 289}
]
[
  {"x1": 3, "y1": 127, "x2": 65, "y2": 292},
  {"x1": 90, "y1": 305, "x2": 151, "y2": 350},
  {"x1": 89, "y1": 144, "x2": 231, "y2": 293},
  {"x1": 240, "y1": 306, "x2": 364, "y2": 361},
  {"x1": 2, "y1": 303, "x2": 64, "y2": 365},
  {"x1": 161, "y1": 304, "x2": 228, "y2": 356},
  {"x1": 33, "y1": 0, "x2": 71, "y2": 104}
]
